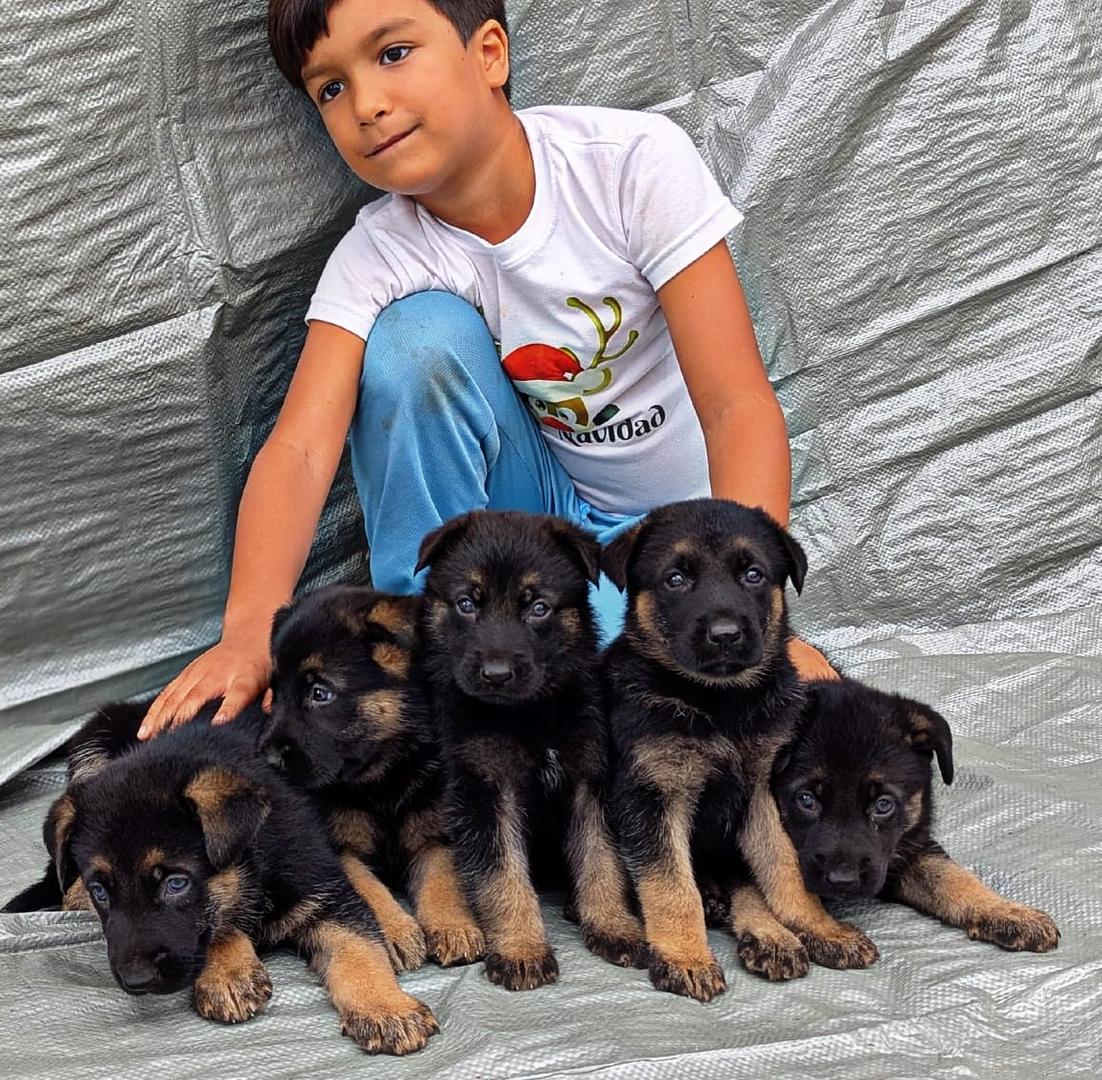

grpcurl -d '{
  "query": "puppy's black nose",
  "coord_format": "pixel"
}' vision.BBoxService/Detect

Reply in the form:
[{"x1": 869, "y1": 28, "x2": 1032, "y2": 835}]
[
  {"x1": 480, "y1": 659, "x2": 515, "y2": 686},
  {"x1": 119, "y1": 961, "x2": 160, "y2": 994},
  {"x1": 707, "y1": 620, "x2": 742, "y2": 645},
  {"x1": 264, "y1": 744, "x2": 288, "y2": 770},
  {"x1": 825, "y1": 867, "x2": 861, "y2": 889}
]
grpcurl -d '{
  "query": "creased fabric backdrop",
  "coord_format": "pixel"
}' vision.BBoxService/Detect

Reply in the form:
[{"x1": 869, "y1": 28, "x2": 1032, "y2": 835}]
[{"x1": 1, "y1": 0, "x2": 1099, "y2": 1076}]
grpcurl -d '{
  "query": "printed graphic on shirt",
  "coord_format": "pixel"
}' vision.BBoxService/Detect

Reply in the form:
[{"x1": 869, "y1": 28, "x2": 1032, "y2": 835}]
[{"x1": 502, "y1": 296, "x2": 638, "y2": 434}]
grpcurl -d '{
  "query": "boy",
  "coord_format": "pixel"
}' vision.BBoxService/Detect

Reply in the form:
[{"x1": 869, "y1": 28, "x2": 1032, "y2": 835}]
[{"x1": 140, "y1": 0, "x2": 832, "y2": 738}]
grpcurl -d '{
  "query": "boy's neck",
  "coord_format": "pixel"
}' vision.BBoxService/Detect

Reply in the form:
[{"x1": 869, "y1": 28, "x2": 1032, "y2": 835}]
[{"x1": 416, "y1": 108, "x2": 534, "y2": 246}]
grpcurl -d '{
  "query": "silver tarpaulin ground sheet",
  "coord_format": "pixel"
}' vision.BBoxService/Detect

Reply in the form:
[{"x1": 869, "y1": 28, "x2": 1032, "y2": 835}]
[{"x1": 0, "y1": 0, "x2": 1099, "y2": 1076}]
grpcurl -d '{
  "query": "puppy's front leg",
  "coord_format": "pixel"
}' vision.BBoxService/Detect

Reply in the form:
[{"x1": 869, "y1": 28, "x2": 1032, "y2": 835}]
[
  {"x1": 450, "y1": 767, "x2": 556, "y2": 991},
  {"x1": 729, "y1": 883, "x2": 809, "y2": 981},
  {"x1": 889, "y1": 847, "x2": 1059, "y2": 952},
  {"x1": 741, "y1": 783, "x2": 879, "y2": 969},
  {"x1": 192, "y1": 928, "x2": 273, "y2": 1024},
  {"x1": 340, "y1": 853, "x2": 427, "y2": 972},
  {"x1": 618, "y1": 782, "x2": 726, "y2": 1002},
  {"x1": 565, "y1": 780, "x2": 647, "y2": 969}
]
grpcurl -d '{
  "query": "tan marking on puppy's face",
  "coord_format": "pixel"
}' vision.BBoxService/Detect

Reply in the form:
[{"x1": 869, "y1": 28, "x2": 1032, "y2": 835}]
[
  {"x1": 139, "y1": 848, "x2": 167, "y2": 875},
  {"x1": 558, "y1": 608, "x2": 581, "y2": 641},
  {"x1": 672, "y1": 539, "x2": 698, "y2": 558},
  {"x1": 89, "y1": 855, "x2": 112, "y2": 876},
  {"x1": 371, "y1": 642, "x2": 410, "y2": 679},
  {"x1": 903, "y1": 790, "x2": 925, "y2": 830},
  {"x1": 62, "y1": 878, "x2": 91, "y2": 911},
  {"x1": 520, "y1": 571, "x2": 542, "y2": 590},
  {"x1": 356, "y1": 689, "x2": 405, "y2": 738}
]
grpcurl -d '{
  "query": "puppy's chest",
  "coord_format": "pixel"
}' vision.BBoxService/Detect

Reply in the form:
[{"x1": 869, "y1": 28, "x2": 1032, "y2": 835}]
[{"x1": 629, "y1": 731, "x2": 754, "y2": 798}]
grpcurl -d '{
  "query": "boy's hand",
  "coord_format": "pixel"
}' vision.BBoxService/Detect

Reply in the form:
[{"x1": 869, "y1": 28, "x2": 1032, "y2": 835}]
[
  {"x1": 787, "y1": 638, "x2": 838, "y2": 683},
  {"x1": 138, "y1": 635, "x2": 272, "y2": 740}
]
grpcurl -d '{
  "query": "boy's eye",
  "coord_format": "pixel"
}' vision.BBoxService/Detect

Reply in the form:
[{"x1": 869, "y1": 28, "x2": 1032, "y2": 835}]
[
  {"x1": 380, "y1": 45, "x2": 411, "y2": 65},
  {"x1": 317, "y1": 80, "x2": 344, "y2": 104}
]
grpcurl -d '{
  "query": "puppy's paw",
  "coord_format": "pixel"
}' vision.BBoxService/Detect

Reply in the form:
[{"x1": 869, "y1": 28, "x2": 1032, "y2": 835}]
[
  {"x1": 965, "y1": 904, "x2": 1060, "y2": 952},
  {"x1": 381, "y1": 914, "x2": 428, "y2": 972},
  {"x1": 340, "y1": 996, "x2": 439, "y2": 1056},
  {"x1": 561, "y1": 897, "x2": 579, "y2": 924},
  {"x1": 582, "y1": 923, "x2": 649, "y2": 969},
  {"x1": 426, "y1": 923, "x2": 485, "y2": 966},
  {"x1": 698, "y1": 882, "x2": 731, "y2": 929},
  {"x1": 484, "y1": 946, "x2": 559, "y2": 991},
  {"x1": 193, "y1": 956, "x2": 273, "y2": 1024},
  {"x1": 646, "y1": 949, "x2": 727, "y2": 1002},
  {"x1": 798, "y1": 922, "x2": 879, "y2": 969},
  {"x1": 737, "y1": 927, "x2": 810, "y2": 982}
]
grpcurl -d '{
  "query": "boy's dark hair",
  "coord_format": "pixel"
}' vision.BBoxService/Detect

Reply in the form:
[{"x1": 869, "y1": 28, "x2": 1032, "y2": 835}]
[{"x1": 268, "y1": 1, "x2": 510, "y2": 98}]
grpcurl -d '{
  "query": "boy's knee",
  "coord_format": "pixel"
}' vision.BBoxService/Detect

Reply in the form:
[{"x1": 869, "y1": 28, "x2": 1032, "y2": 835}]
[{"x1": 363, "y1": 291, "x2": 495, "y2": 406}]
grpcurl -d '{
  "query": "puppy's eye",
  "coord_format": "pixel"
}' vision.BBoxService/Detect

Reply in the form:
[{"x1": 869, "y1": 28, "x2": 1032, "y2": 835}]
[
  {"x1": 872, "y1": 795, "x2": 897, "y2": 817},
  {"x1": 456, "y1": 596, "x2": 477, "y2": 616},
  {"x1": 743, "y1": 566, "x2": 765, "y2": 585},
  {"x1": 309, "y1": 683, "x2": 335, "y2": 705},
  {"x1": 88, "y1": 881, "x2": 109, "y2": 905},
  {"x1": 529, "y1": 600, "x2": 551, "y2": 619},
  {"x1": 163, "y1": 874, "x2": 191, "y2": 896},
  {"x1": 664, "y1": 570, "x2": 687, "y2": 590},
  {"x1": 794, "y1": 790, "x2": 818, "y2": 813}
]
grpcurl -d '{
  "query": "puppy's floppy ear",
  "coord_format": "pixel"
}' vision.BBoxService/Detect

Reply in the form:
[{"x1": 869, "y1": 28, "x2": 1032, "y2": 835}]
[
  {"x1": 415, "y1": 513, "x2": 473, "y2": 575},
  {"x1": 600, "y1": 522, "x2": 645, "y2": 591},
  {"x1": 270, "y1": 601, "x2": 295, "y2": 648},
  {"x1": 363, "y1": 592, "x2": 422, "y2": 650},
  {"x1": 903, "y1": 700, "x2": 954, "y2": 785},
  {"x1": 546, "y1": 518, "x2": 602, "y2": 586},
  {"x1": 777, "y1": 526, "x2": 808, "y2": 596},
  {"x1": 184, "y1": 768, "x2": 271, "y2": 868},
  {"x1": 44, "y1": 793, "x2": 78, "y2": 892}
]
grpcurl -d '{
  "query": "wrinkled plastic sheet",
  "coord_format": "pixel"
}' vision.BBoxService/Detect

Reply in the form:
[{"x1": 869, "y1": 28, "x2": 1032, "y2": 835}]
[{"x1": 1, "y1": 0, "x2": 1100, "y2": 1076}]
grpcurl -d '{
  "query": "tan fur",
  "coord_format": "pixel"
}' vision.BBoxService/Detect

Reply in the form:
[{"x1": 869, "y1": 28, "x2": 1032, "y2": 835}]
[
  {"x1": 406, "y1": 843, "x2": 485, "y2": 965},
  {"x1": 904, "y1": 790, "x2": 925, "y2": 830},
  {"x1": 305, "y1": 921, "x2": 438, "y2": 1054},
  {"x1": 139, "y1": 848, "x2": 166, "y2": 874},
  {"x1": 356, "y1": 690, "x2": 405, "y2": 738},
  {"x1": 62, "y1": 878, "x2": 90, "y2": 911},
  {"x1": 672, "y1": 539, "x2": 697, "y2": 558},
  {"x1": 206, "y1": 866, "x2": 244, "y2": 934},
  {"x1": 329, "y1": 809, "x2": 380, "y2": 856},
  {"x1": 896, "y1": 852, "x2": 1059, "y2": 951},
  {"x1": 632, "y1": 733, "x2": 731, "y2": 795},
  {"x1": 262, "y1": 897, "x2": 324, "y2": 945},
  {"x1": 184, "y1": 768, "x2": 259, "y2": 819},
  {"x1": 559, "y1": 608, "x2": 581, "y2": 640},
  {"x1": 340, "y1": 854, "x2": 426, "y2": 972},
  {"x1": 89, "y1": 855, "x2": 111, "y2": 876},
  {"x1": 368, "y1": 599, "x2": 414, "y2": 638},
  {"x1": 460, "y1": 735, "x2": 532, "y2": 788},
  {"x1": 730, "y1": 884, "x2": 802, "y2": 948},
  {"x1": 192, "y1": 929, "x2": 272, "y2": 1024},
  {"x1": 371, "y1": 643, "x2": 410, "y2": 679}
]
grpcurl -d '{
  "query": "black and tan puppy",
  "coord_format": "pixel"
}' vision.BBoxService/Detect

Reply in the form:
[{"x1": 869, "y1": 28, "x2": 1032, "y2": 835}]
[
  {"x1": 416, "y1": 510, "x2": 645, "y2": 991},
  {"x1": 772, "y1": 678, "x2": 1060, "y2": 951},
  {"x1": 602, "y1": 498, "x2": 879, "y2": 1002},
  {"x1": 5, "y1": 701, "x2": 438, "y2": 1055},
  {"x1": 260, "y1": 584, "x2": 484, "y2": 970}
]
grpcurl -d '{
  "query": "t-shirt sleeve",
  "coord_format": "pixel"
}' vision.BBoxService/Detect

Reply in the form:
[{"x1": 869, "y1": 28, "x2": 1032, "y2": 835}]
[
  {"x1": 617, "y1": 114, "x2": 743, "y2": 291},
  {"x1": 305, "y1": 203, "x2": 479, "y2": 341}
]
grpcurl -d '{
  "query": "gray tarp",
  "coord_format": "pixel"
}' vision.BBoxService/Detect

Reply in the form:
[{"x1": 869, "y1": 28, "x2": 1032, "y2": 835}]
[{"x1": 1, "y1": 0, "x2": 1099, "y2": 1076}]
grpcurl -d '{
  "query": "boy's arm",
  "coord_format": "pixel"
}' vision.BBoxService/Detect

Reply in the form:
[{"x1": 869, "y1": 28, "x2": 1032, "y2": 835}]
[
  {"x1": 658, "y1": 240, "x2": 836, "y2": 681},
  {"x1": 139, "y1": 320, "x2": 367, "y2": 738}
]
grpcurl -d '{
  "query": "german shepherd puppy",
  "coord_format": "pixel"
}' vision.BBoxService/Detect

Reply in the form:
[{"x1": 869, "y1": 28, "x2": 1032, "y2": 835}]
[
  {"x1": 602, "y1": 498, "x2": 879, "y2": 1002},
  {"x1": 772, "y1": 678, "x2": 1060, "y2": 951},
  {"x1": 260, "y1": 585, "x2": 484, "y2": 970},
  {"x1": 416, "y1": 510, "x2": 646, "y2": 991},
  {"x1": 4, "y1": 702, "x2": 438, "y2": 1055}
]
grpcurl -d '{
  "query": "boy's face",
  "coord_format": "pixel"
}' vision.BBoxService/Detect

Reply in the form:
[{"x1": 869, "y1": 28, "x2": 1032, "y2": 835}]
[{"x1": 300, "y1": 0, "x2": 508, "y2": 197}]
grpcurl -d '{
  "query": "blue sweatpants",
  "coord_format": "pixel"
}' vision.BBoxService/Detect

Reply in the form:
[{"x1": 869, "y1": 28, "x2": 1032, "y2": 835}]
[{"x1": 347, "y1": 291, "x2": 641, "y2": 641}]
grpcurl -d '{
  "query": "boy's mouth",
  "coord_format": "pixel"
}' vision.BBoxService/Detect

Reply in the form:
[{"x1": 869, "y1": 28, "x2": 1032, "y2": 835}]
[{"x1": 368, "y1": 126, "x2": 417, "y2": 156}]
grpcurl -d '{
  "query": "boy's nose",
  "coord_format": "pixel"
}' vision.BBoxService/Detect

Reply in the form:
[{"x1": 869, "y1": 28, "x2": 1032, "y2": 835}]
[{"x1": 352, "y1": 85, "x2": 391, "y2": 126}]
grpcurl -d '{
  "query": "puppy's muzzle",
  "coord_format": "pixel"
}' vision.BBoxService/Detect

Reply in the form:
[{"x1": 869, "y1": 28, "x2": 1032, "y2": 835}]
[
  {"x1": 706, "y1": 619, "x2": 742, "y2": 646},
  {"x1": 480, "y1": 657, "x2": 515, "y2": 687}
]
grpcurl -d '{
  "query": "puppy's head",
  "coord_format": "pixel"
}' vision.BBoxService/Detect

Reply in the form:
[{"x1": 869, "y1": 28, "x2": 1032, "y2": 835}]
[
  {"x1": 772, "y1": 679, "x2": 954, "y2": 898},
  {"x1": 416, "y1": 511, "x2": 601, "y2": 704},
  {"x1": 262, "y1": 586, "x2": 423, "y2": 786},
  {"x1": 48, "y1": 751, "x2": 269, "y2": 996},
  {"x1": 602, "y1": 499, "x2": 807, "y2": 686}
]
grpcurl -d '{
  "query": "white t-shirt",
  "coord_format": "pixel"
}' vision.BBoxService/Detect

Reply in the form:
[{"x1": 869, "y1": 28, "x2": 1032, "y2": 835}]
[{"x1": 307, "y1": 105, "x2": 742, "y2": 514}]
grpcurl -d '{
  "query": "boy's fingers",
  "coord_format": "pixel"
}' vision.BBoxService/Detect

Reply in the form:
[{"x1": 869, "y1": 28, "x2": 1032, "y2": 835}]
[
  {"x1": 261, "y1": 688, "x2": 273, "y2": 714},
  {"x1": 212, "y1": 682, "x2": 259, "y2": 725}
]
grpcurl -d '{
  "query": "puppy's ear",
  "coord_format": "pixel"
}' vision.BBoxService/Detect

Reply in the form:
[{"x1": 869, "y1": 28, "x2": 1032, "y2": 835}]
[
  {"x1": 546, "y1": 518, "x2": 602, "y2": 586},
  {"x1": 770, "y1": 743, "x2": 794, "y2": 782},
  {"x1": 777, "y1": 527, "x2": 808, "y2": 596},
  {"x1": 363, "y1": 593, "x2": 422, "y2": 650},
  {"x1": 44, "y1": 793, "x2": 78, "y2": 892},
  {"x1": 270, "y1": 602, "x2": 295, "y2": 648},
  {"x1": 600, "y1": 523, "x2": 645, "y2": 591},
  {"x1": 184, "y1": 768, "x2": 271, "y2": 868},
  {"x1": 903, "y1": 701, "x2": 954, "y2": 785},
  {"x1": 415, "y1": 513, "x2": 473, "y2": 575}
]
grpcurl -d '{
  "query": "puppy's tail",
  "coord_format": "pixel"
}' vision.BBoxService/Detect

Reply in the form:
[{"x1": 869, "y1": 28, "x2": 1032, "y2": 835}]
[{"x1": 2, "y1": 863, "x2": 63, "y2": 912}]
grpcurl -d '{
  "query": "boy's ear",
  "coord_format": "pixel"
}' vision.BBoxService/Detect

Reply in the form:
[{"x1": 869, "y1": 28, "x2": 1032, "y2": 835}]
[
  {"x1": 415, "y1": 514, "x2": 473, "y2": 575},
  {"x1": 903, "y1": 701, "x2": 955, "y2": 785},
  {"x1": 546, "y1": 519, "x2": 602, "y2": 586},
  {"x1": 474, "y1": 18, "x2": 510, "y2": 92},
  {"x1": 600, "y1": 523, "x2": 646, "y2": 592},
  {"x1": 184, "y1": 768, "x2": 271, "y2": 868},
  {"x1": 44, "y1": 793, "x2": 78, "y2": 892}
]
